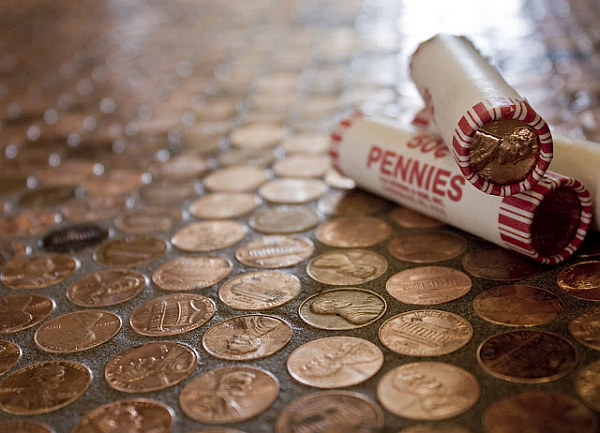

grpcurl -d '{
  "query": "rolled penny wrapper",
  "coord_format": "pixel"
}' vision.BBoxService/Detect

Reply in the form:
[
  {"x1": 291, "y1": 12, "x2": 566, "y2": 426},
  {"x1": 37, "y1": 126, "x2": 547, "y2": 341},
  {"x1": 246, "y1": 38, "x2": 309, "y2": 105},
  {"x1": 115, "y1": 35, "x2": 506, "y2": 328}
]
[
  {"x1": 410, "y1": 33, "x2": 553, "y2": 196},
  {"x1": 329, "y1": 113, "x2": 591, "y2": 264}
]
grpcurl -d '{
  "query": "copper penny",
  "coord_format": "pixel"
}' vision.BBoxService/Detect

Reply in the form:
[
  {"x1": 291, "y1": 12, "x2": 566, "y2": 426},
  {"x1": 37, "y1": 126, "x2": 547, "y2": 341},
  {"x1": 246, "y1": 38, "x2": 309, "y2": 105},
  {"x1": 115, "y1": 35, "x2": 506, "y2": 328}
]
[
  {"x1": 35, "y1": 159, "x2": 96, "y2": 186},
  {"x1": 483, "y1": 391, "x2": 597, "y2": 433},
  {"x1": 140, "y1": 179, "x2": 197, "y2": 206},
  {"x1": 61, "y1": 196, "x2": 127, "y2": 223},
  {"x1": 114, "y1": 208, "x2": 181, "y2": 234},
  {"x1": 218, "y1": 148, "x2": 276, "y2": 168},
  {"x1": 390, "y1": 206, "x2": 445, "y2": 229},
  {"x1": 219, "y1": 271, "x2": 301, "y2": 310},
  {"x1": 0, "y1": 341, "x2": 20, "y2": 376},
  {"x1": 299, "y1": 288, "x2": 386, "y2": 330},
  {"x1": 0, "y1": 360, "x2": 90, "y2": 415},
  {"x1": 477, "y1": 330, "x2": 578, "y2": 383},
  {"x1": 317, "y1": 190, "x2": 388, "y2": 216},
  {"x1": 17, "y1": 185, "x2": 77, "y2": 209},
  {"x1": 569, "y1": 306, "x2": 600, "y2": 350},
  {"x1": 273, "y1": 155, "x2": 330, "y2": 178},
  {"x1": 0, "y1": 419, "x2": 53, "y2": 432},
  {"x1": 287, "y1": 336, "x2": 383, "y2": 388},
  {"x1": 556, "y1": 261, "x2": 600, "y2": 300},
  {"x1": 230, "y1": 123, "x2": 286, "y2": 149},
  {"x1": 386, "y1": 266, "x2": 472, "y2": 305},
  {"x1": 84, "y1": 169, "x2": 145, "y2": 196},
  {"x1": 202, "y1": 314, "x2": 292, "y2": 361},
  {"x1": 195, "y1": 97, "x2": 238, "y2": 120},
  {"x1": 388, "y1": 231, "x2": 467, "y2": 263},
  {"x1": 71, "y1": 399, "x2": 174, "y2": 433},
  {"x1": 258, "y1": 178, "x2": 328, "y2": 204},
  {"x1": 67, "y1": 269, "x2": 146, "y2": 307},
  {"x1": 152, "y1": 256, "x2": 232, "y2": 291},
  {"x1": 42, "y1": 224, "x2": 108, "y2": 253},
  {"x1": 1, "y1": 253, "x2": 77, "y2": 289},
  {"x1": 461, "y1": 246, "x2": 544, "y2": 281},
  {"x1": 376, "y1": 362, "x2": 479, "y2": 421},
  {"x1": 235, "y1": 235, "x2": 314, "y2": 268},
  {"x1": 171, "y1": 221, "x2": 246, "y2": 252},
  {"x1": 0, "y1": 240, "x2": 27, "y2": 267},
  {"x1": 281, "y1": 132, "x2": 330, "y2": 154},
  {"x1": 307, "y1": 249, "x2": 388, "y2": 286},
  {"x1": 189, "y1": 193, "x2": 261, "y2": 219},
  {"x1": 187, "y1": 430, "x2": 246, "y2": 433},
  {"x1": 316, "y1": 216, "x2": 391, "y2": 248},
  {"x1": 149, "y1": 155, "x2": 209, "y2": 180},
  {"x1": 0, "y1": 174, "x2": 27, "y2": 196},
  {"x1": 203, "y1": 166, "x2": 270, "y2": 193},
  {"x1": 0, "y1": 209, "x2": 58, "y2": 239},
  {"x1": 275, "y1": 390, "x2": 384, "y2": 433},
  {"x1": 180, "y1": 366, "x2": 279, "y2": 423},
  {"x1": 105, "y1": 341, "x2": 198, "y2": 393},
  {"x1": 94, "y1": 238, "x2": 167, "y2": 267},
  {"x1": 399, "y1": 423, "x2": 472, "y2": 433},
  {"x1": 379, "y1": 310, "x2": 472, "y2": 356},
  {"x1": 473, "y1": 285, "x2": 565, "y2": 326},
  {"x1": 249, "y1": 205, "x2": 320, "y2": 234},
  {"x1": 0, "y1": 294, "x2": 53, "y2": 334},
  {"x1": 130, "y1": 293, "x2": 215, "y2": 337}
]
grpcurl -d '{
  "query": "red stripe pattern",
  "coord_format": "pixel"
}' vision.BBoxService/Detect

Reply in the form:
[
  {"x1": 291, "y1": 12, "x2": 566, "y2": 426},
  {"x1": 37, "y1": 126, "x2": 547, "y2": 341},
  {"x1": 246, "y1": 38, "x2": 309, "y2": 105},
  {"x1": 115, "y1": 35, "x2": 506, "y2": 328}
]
[{"x1": 329, "y1": 111, "x2": 364, "y2": 174}]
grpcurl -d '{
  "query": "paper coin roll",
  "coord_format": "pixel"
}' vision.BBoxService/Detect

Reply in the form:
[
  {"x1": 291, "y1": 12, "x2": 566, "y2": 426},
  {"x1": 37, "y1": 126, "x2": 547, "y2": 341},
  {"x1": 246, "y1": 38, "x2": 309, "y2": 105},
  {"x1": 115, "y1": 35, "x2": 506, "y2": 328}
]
[
  {"x1": 329, "y1": 114, "x2": 591, "y2": 264},
  {"x1": 410, "y1": 34, "x2": 553, "y2": 196}
]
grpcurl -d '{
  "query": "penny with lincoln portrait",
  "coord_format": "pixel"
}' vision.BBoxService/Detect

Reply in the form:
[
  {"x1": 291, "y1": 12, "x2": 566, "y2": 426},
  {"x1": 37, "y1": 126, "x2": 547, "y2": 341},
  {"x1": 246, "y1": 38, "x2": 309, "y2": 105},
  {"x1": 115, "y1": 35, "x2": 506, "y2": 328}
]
[
  {"x1": 569, "y1": 307, "x2": 600, "y2": 351},
  {"x1": 152, "y1": 256, "x2": 232, "y2": 291},
  {"x1": 306, "y1": 249, "x2": 388, "y2": 286},
  {"x1": 388, "y1": 231, "x2": 467, "y2": 263},
  {"x1": 67, "y1": 269, "x2": 147, "y2": 307},
  {"x1": 315, "y1": 216, "x2": 391, "y2": 248},
  {"x1": 1, "y1": 253, "x2": 78, "y2": 289},
  {"x1": 219, "y1": 271, "x2": 301, "y2": 310},
  {"x1": 0, "y1": 294, "x2": 54, "y2": 334},
  {"x1": 0, "y1": 419, "x2": 54, "y2": 433},
  {"x1": 0, "y1": 341, "x2": 20, "y2": 376},
  {"x1": 556, "y1": 261, "x2": 600, "y2": 300},
  {"x1": 249, "y1": 205, "x2": 320, "y2": 234},
  {"x1": 461, "y1": 246, "x2": 544, "y2": 281},
  {"x1": 0, "y1": 209, "x2": 58, "y2": 240}
]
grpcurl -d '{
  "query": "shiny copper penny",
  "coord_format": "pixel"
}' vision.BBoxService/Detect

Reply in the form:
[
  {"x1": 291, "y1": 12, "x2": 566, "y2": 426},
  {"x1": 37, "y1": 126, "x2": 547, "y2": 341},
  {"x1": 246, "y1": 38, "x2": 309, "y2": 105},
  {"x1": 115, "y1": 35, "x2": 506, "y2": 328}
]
[
  {"x1": 105, "y1": 341, "x2": 198, "y2": 393},
  {"x1": 287, "y1": 336, "x2": 383, "y2": 388},
  {"x1": 149, "y1": 155, "x2": 209, "y2": 180},
  {"x1": 189, "y1": 193, "x2": 261, "y2": 219},
  {"x1": 390, "y1": 206, "x2": 444, "y2": 229},
  {"x1": 477, "y1": 330, "x2": 578, "y2": 383},
  {"x1": 299, "y1": 288, "x2": 386, "y2": 330},
  {"x1": 483, "y1": 391, "x2": 597, "y2": 433},
  {"x1": 569, "y1": 307, "x2": 600, "y2": 350},
  {"x1": 230, "y1": 123, "x2": 286, "y2": 149},
  {"x1": 0, "y1": 240, "x2": 27, "y2": 268},
  {"x1": 0, "y1": 360, "x2": 90, "y2": 415},
  {"x1": 180, "y1": 366, "x2": 279, "y2": 423},
  {"x1": 114, "y1": 208, "x2": 181, "y2": 234},
  {"x1": 249, "y1": 205, "x2": 320, "y2": 234},
  {"x1": 317, "y1": 190, "x2": 388, "y2": 216},
  {"x1": 379, "y1": 310, "x2": 472, "y2": 356},
  {"x1": 203, "y1": 166, "x2": 270, "y2": 193},
  {"x1": 576, "y1": 359, "x2": 600, "y2": 413},
  {"x1": 0, "y1": 419, "x2": 54, "y2": 433},
  {"x1": 202, "y1": 314, "x2": 292, "y2": 361},
  {"x1": 84, "y1": 169, "x2": 145, "y2": 196},
  {"x1": 130, "y1": 293, "x2": 215, "y2": 337},
  {"x1": 461, "y1": 246, "x2": 544, "y2": 281},
  {"x1": 235, "y1": 235, "x2": 314, "y2": 268},
  {"x1": 556, "y1": 261, "x2": 600, "y2": 300},
  {"x1": 474, "y1": 285, "x2": 565, "y2": 326},
  {"x1": 67, "y1": 269, "x2": 146, "y2": 307},
  {"x1": 258, "y1": 178, "x2": 328, "y2": 204},
  {"x1": 219, "y1": 271, "x2": 301, "y2": 310},
  {"x1": 273, "y1": 155, "x2": 330, "y2": 178},
  {"x1": 0, "y1": 294, "x2": 53, "y2": 334},
  {"x1": 399, "y1": 423, "x2": 472, "y2": 433},
  {"x1": 152, "y1": 256, "x2": 232, "y2": 291},
  {"x1": 140, "y1": 179, "x2": 197, "y2": 206},
  {"x1": 1, "y1": 253, "x2": 77, "y2": 289},
  {"x1": 316, "y1": 216, "x2": 391, "y2": 248},
  {"x1": 0, "y1": 209, "x2": 58, "y2": 239},
  {"x1": 275, "y1": 390, "x2": 384, "y2": 433},
  {"x1": 388, "y1": 231, "x2": 467, "y2": 263},
  {"x1": 376, "y1": 362, "x2": 479, "y2": 420},
  {"x1": 42, "y1": 224, "x2": 108, "y2": 253},
  {"x1": 307, "y1": 249, "x2": 388, "y2": 286},
  {"x1": 17, "y1": 185, "x2": 77, "y2": 209},
  {"x1": 386, "y1": 266, "x2": 472, "y2": 305},
  {"x1": 94, "y1": 238, "x2": 167, "y2": 267},
  {"x1": 61, "y1": 195, "x2": 127, "y2": 223},
  {"x1": 0, "y1": 341, "x2": 20, "y2": 376},
  {"x1": 171, "y1": 221, "x2": 246, "y2": 252}
]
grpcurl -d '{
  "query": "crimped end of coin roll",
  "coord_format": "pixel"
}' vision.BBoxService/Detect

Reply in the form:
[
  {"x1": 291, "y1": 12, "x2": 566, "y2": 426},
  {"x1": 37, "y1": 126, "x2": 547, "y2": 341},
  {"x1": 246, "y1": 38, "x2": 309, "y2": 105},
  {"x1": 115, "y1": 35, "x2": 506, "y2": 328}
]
[
  {"x1": 499, "y1": 172, "x2": 592, "y2": 264},
  {"x1": 329, "y1": 111, "x2": 364, "y2": 174}
]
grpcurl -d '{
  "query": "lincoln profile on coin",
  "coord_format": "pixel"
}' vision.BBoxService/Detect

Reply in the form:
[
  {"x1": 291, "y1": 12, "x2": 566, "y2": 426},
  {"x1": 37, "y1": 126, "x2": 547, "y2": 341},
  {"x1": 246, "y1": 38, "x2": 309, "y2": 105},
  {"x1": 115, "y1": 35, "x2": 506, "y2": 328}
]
[
  {"x1": 226, "y1": 315, "x2": 281, "y2": 355},
  {"x1": 309, "y1": 296, "x2": 382, "y2": 325}
]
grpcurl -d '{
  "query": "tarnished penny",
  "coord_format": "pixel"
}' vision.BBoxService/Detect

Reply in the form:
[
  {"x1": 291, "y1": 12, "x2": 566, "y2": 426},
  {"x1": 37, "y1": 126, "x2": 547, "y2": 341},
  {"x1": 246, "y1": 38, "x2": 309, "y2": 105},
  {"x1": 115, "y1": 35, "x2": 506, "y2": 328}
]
[
  {"x1": 0, "y1": 360, "x2": 90, "y2": 415},
  {"x1": 390, "y1": 206, "x2": 444, "y2": 229},
  {"x1": 114, "y1": 208, "x2": 181, "y2": 234},
  {"x1": 180, "y1": 366, "x2": 279, "y2": 423},
  {"x1": 235, "y1": 235, "x2": 314, "y2": 268},
  {"x1": 258, "y1": 178, "x2": 328, "y2": 204},
  {"x1": 249, "y1": 205, "x2": 319, "y2": 234},
  {"x1": 399, "y1": 423, "x2": 472, "y2": 433},
  {"x1": 105, "y1": 341, "x2": 198, "y2": 393},
  {"x1": 94, "y1": 238, "x2": 167, "y2": 267},
  {"x1": 461, "y1": 246, "x2": 544, "y2": 281},
  {"x1": 0, "y1": 209, "x2": 58, "y2": 239},
  {"x1": 477, "y1": 330, "x2": 578, "y2": 383},
  {"x1": 202, "y1": 314, "x2": 292, "y2": 361},
  {"x1": 386, "y1": 266, "x2": 472, "y2": 305},
  {"x1": 149, "y1": 155, "x2": 209, "y2": 180},
  {"x1": 171, "y1": 221, "x2": 246, "y2": 252},
  {"x1": 0, "y1": 294, "x2": 53, "y2": 334},
  {"x1": 203, "y1": 166, "x2": 270, "y2": 193},
  {"x1": 569, "y1": 307, "x2": 600, "y2": 350},
  {"x1": 0, "y1": 419, "x2": 53, "y2": 433},
  {"x1": 189, "y1": 193, "x2": 261, "y2": 219},
  {"x1": 376, "y1": 362, "x2": 479, "y2": 420},
  {"x1": 0, "y1": 240, "x2": 27, "y2": 267},
  {"x1": 273, "y1": 155, "x2": 330, "y2": 178},
  {"x1": 556, "y1": 261, "x2": 600, "y2": 300},
  {"x1": 388, "y1": 231, "x2": 467, "y2": 263},
  {"x1": 379, "y1": 310, "x2": 473, "y2": 356},
  {"x1": 307, "y1": 249, "x2": 388, "y2": 286},
  {"x1": 42, "y1": 224, "x2": 108, "y2": 252},
  {"x1": 152, "y1": 256, "x2": 232, "y2": 291},
  {"x1": 67, "y1": 269, "x2": 146, "y2": 307},
  {"x1": 0, "y1": 341, "x2": 20, "y2": 376},
  {"x1": 230, "y1": 123, "x2": 286, "y2": 149},
  {"x1": 84, "y1": 169, "x2": 145, "y2": 197},
  {"x1": 71, "y1": 399, "x2": 175, "y2": 433},
  {"x1": 61, "y1": 196, "x2": 127, "y2": 223},
  {"x1": 483, "y1": 391, "x2": 597, "y2": 433},
  {"x1": 140, "y1": 179, "x2": 197, "y2": 206},
  {"x1": 275, "y1": 390, "x2": 384, "y2": 433},
  {"x1": 299, "y1": 288, "x2": 386, "y2": 330},
  {"x1": 473, "y1": 285, "x2": 565, "y2": 326},
  {"x1": 287, "y1": 336, "x2": 383, "y2": 388},
  {"x1": 219, "y1": 271, "x2": 301, "y2": 310},
  {"x1": 317, "y1": 190, "x2": 388, "y2": 216},
  {"x1": 316, "y1": 216, "x2": 391, "y2": 248},
  {"x1": 130, "y1": 293, "x2": 215, "y2": 336},
  {"x1": 17, "y1": 185, "x2": 77, "y2": 209},
  {"x1": 1, "y1": 253, "x2": 77, "y2": 289}
]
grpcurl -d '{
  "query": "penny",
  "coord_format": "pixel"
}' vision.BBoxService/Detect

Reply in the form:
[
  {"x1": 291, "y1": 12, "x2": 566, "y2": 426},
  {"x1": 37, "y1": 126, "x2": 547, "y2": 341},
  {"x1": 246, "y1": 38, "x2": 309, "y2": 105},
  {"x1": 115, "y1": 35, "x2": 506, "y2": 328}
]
[
  {"x1": 287, "y1": 336, "x2": 383, "y2": 388},
  {"x1": 35, "y1": 159, "x2": 96, "y2": 186},
  {"x1": 152, "y1": 256, "x2": 232, "y2": 291},
  {"x1": 317, "y1": 190, "x2": 388, "y2": 216},
  {"x1": 219, "y1": 271, "x2": 301, "y2": 310},
  {"x1": 299, "y1": 288, "x2": 386, "y2": 330},
  {"x1": 235, "y1": 235, "x2": 314, "y2": 268},
  {"x1": 474, "y1": 285, "x2": 565, "y2": 326},
  {"x1": 461, "y1": 246, "x2": 544, "y2": 280},
  {"x1": 483, "y1": 391, "x2": 597, "y2": 433},
  {"x1": 477, "y1": 330, "x2": 578, "y2": 383},
  {"x1": 218, "y1": 148, "x2": 277, "y2": 168},
  {"x1": 379, "y1": 310, "x2": 473, "y2": 356},
  {"x1": 0, "y1": 240, "x2": 27, "y2": 267},
  {"x1": 94, "y1": 238, "x2": 167, "y2": 267},
  {"x1": 386, "y1": 266, "x2": 472, "y2": 305},
  {"x1": 0, "y1": 360, "x2": 90, "y2": 415},
  {"x1": 249, "y1": 205, "x2": 319, "y2": 234},
  {"x1": 84, "y1": 169, "x2": 145, "y2": 197},
  {"x1": 171, "y1": 221, "x2": 246, "y2": 252},
  {"x1": 318, "y1": 216, "x2": 391, "y2": 248},
  {"x1": 258, "y1": 178, "x2": 328, "y2": 204},
  {"x1": 41, "y1": 224, "x2": 108, "y2": 252},
  {"x1": 0, "y1": 341, "x2": 20, "y2": 376},
  {"x1": 273, "y1": 155, "x2": 330, "y2": 178},
  {"x1": 388, "y1": 231, "x2": 467, "y2": 263},
  {"x1": 187, "y1": 430, "x2": 246, "y2": 433},
  {"x1": 61, "y1": 196, "x2": 127, "y2": 223},
  {"x1": 324, "y1": 169, "x2": 356, "y2": 189},
  {"x1": 114, "y1": 208, "x2": 181, "y2": 234},
  {"x1": 71, "y1": 399, "x2": 174, "y2": 433},
  {"x1": 577, "y1": 359, "x2": 600, "y2": 413},
  {"x1": 140, "y1": 179, "x2": 197, "y2": 206},
  {"x1": 105, "y1": 341, "x2": 198, "y2": 393},
  {"x1": 0, "y1": 209, "x2": 58, "y2": 239},
  {"x1": 67, "y1": 269, "x2": 146, "y2": 307},
  {"x1": 399, "y1": 423, "x2": 472, "y2": 433},
  {"x1": 230, "y1": 123, "x2": 286, "y2": 149},
  {"x1": 202, "y1": 314, "x2": 292, "y2": 361},
  {"x1": 307, "y1": 249, "x2": 388, "y2": 286},
  {"x1": 376, "y1": 362, "x2": 479, "y2": 420},
  {"x1": 556, "y1": 261, "x2": 600, "y2": 300},
  {"x1": 130, "y1": 293, "x2": 215, "y2": 336},
  {"x1": 390, "y1": 206, "x2": 445, "y2": 229},
  {"x1": 203, "y1": 166, "x2": 270, "y2": 193},
  {"x1": 1, "y1": 253, "x2": 77, "y2": 289},
  {"x1": 0, "y1": 419, "x2": 53, "y2": 433},
  {"x1": 149, "y1": 155, "x2": 209, "y2": 180},
  {"x1": 189, "y1": 193, "x2": 261, "y2": 219},
  {"x1": 281, "y1": 132, "x2": 330, "y2": 154},
  {"x1": 195, "y1": 97, "x2": 238, "y2": 121},
  {"x1": 0, "y1": 174, "x2": 27, "y2": 196},
  {"x1": 17, "y1": 185, "x2": 77, "y2": 209},
  {"x1": 180, "y1": 366, "x2": 279, "y2": 423},
  {"x1": 0, "y1": 294, "x2": 53, "y2": 334},
  {"x1": 569, "y1": 306, "x2": 600, "y2": 350},
  {"x1": 275, "y1": 390, "x2": 384, "y2": 433}
]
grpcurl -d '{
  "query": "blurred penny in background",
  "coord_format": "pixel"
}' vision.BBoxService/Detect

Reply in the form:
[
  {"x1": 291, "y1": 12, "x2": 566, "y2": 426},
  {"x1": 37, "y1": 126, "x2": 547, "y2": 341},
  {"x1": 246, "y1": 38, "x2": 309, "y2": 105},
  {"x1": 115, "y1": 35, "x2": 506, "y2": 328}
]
[
  {"x1": 171, "y1": 221, "x2": 246, "y2": 252},
  {"x1": 386, "y1": 266, "x2": 471, "y2": 305},
  {"x1": 556, "y1": 260, "x2": 600, "y2": 300},
  {"x1": 249, "y1": 205, "x2": 319, "y2": 234},
  {"x1": 0, "y1": 341, "x2": 20, "y2": 376},
  {"x1": 189, "y1": 192, "x2": 261, "y2": 219},
  {"x1": 569, "y1": 307, "x2": 600, "y2": 350},
  {"x1": 1, "y1": 253, "x2": 77, "y2": 289},
  {"x1": 152, "y1": 256, "x2": 232, "y2": 291},
  {"x1": 0, "y1": 240, "x2": 27, "y2": 267},
  {"x1": 316, "y1": 216, "x2": 391, "y2": 248},
  {"x1": 0, "y1": 209, "x2": 58, "y2": 239},
  {"x1": 0, "y1": 419, "x2": 53, "y2": 433},
  {"x1": 388, "y1": 231, "x2": 466, "y2": 263},
  {"x1": 114, "y1": 208, "x2": 181, "y2": 234},
  {"x1": 203, "y1": 165, "x2": 270, "y2": 193},
  {"x1": 389, "y1": 206, "x2": 444, "y2": 229},
  {"x1": 67, "y1": 269, "x2": 146, "y2": 307},
  {"x1": 219, "y1": 271, "x2": 301, "y2": 310},
  {"x1": 235, "y1": 235, "x2": 314, "y2": 269},
  {"x1": 462, "y1": 246, "x2": 544, "y2": 281},
  {"x1": 230, "y1": 123, "x2": 286, "y2": 149},
  {"x1": 258, "y1": 178, "x2": 327, "y2": 204},
  {"x1": 94, "y1": 238, "x2": 166, "y2": 267},
  {"x1": 61, "y1": 196, "x2": 127, "y2": 223},
  {"x1": 317, "y1": 190, "x2": 388, "y2": 216}
]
